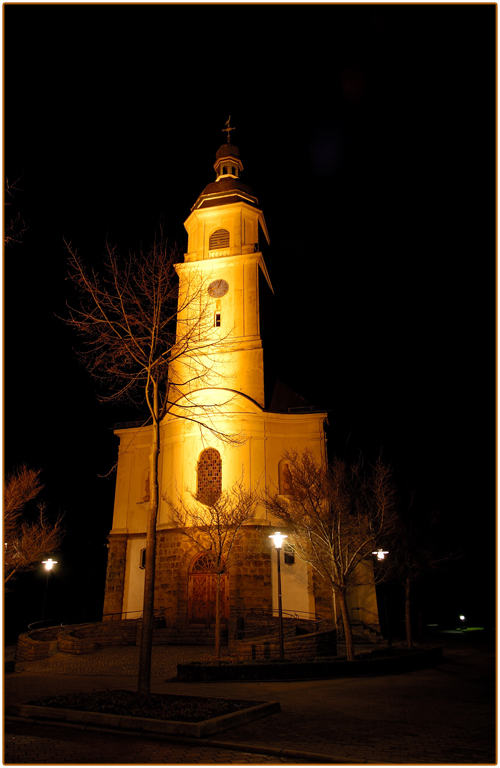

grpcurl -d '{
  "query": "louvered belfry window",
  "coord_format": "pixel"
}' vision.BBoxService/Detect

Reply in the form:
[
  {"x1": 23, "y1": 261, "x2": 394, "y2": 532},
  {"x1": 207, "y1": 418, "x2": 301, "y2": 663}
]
[
  {"x1": 197, "y1": 448, "x2": 222, "y2": 505},
  {"x1": 209, "y1": 229, "x2": 230, "y2": 250}
]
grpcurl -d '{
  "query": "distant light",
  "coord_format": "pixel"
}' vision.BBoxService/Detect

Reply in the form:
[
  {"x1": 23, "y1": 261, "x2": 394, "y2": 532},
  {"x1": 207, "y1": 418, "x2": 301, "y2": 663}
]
[
  {"x1": 372, "y1": 549, "x2": 389, "y2": 560},
  {"x1": 269, "y1": 532, "x2": 288, "y2": 550},
  {"x1": 42, "y1": 558, "x2": 57, "y2": 571},
  {"x1": 459, "y1": 615, "x2": 466, "y2": 621}
]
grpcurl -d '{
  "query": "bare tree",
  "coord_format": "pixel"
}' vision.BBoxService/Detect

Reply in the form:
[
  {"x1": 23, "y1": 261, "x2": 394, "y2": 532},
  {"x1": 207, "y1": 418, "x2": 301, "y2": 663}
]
[
  {"x1": 5, "y1": 176, "x2": 28, "y2": 246},
  {"x1": 265, "y1": 450, "x2": 397, "y2": 661},
  {"x1": 63, "y1": 234, "x2": 239, "y2": 694},
  {"x1": 379, "y1": 498, "x2": 459, "y2": 649},
  {"x1": 4, "y1": 466, "x2": 64, "y2": 585},
  {"x1": 166, "y1": 476, "x2": 259, "y2": 660}
]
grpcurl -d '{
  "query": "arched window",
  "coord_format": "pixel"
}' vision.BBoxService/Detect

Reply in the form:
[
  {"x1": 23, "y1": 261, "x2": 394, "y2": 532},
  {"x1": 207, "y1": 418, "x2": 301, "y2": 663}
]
[
  {"x1": 209, "y1": 229, "x2": 230, "y2": 250},
  {"x1": 278, "y1": 459, "x2": 293, "y2": 496},
  {"x1": 197, "y1": 448, "x2": 222, "y2": 505}
]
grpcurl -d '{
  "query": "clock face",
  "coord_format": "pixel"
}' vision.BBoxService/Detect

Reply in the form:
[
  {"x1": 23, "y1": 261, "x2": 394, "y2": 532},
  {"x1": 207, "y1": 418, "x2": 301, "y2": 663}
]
[{"x1": 208, "y1": 279, "x2": 229, "y2": 298}]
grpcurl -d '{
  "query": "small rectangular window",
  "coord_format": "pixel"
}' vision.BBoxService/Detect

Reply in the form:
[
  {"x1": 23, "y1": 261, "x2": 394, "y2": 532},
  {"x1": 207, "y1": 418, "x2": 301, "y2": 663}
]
[
  {"x1": 284, "y1": 545, "x2": 295, "y2": 566},
  {"x1": 215, "y1": 312, "x2": 221, "y2": 327}
]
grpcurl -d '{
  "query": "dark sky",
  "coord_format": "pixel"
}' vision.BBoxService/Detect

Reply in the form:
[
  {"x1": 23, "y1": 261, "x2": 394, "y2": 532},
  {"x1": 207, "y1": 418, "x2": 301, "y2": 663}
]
[{"x1": 4, "y1": 4, "x2": 496, "y2": 635}]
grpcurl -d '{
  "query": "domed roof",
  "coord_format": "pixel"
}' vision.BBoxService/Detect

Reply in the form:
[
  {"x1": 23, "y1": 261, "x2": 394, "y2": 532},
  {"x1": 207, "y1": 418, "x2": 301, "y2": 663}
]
[
  {"x1": 191, "y1": 177, "x2": 258, "y2": 211},
  {"x1": 216, "y1": 143, "x2": 240, "y2": 160}
]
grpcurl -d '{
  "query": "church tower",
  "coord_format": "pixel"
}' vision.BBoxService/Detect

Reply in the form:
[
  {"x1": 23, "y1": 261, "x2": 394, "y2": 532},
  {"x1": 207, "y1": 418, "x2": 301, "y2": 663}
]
[
  {"x1": 171, "y1": 120, "x2": 272, "y2": 408},
  {"x1": 102, "y1": 122, "x2": 380, "y2": 644}
]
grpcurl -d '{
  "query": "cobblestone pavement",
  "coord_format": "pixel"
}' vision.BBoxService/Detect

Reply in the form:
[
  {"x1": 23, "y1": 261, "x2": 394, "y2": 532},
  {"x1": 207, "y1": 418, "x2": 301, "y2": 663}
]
[
  {"x1": 4, "y1": 719, "x2": 308, "y2": 764},
  {"x1": 13, "y1": 644, "x2": 225, "y2": 678},
  {"x1": 5, "y1": 633, "x2": 497, "y2": 765}
]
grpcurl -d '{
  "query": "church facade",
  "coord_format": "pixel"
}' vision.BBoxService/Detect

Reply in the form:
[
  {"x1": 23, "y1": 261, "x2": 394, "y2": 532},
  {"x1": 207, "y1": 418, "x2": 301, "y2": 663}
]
[{"x1": 102, "y1": 130, "x2": 380, "y2": 639}]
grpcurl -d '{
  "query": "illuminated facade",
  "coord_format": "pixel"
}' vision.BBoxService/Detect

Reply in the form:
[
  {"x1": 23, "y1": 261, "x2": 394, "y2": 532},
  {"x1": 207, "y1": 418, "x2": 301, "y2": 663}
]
[{"x1": 102, "y1": 132, "x2": 380, "y2": 639}]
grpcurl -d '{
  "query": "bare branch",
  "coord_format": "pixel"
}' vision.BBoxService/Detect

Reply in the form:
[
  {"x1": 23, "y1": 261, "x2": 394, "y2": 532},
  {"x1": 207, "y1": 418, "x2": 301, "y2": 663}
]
[
  {"x1": 263, "y1": 449, "x2": 397, "y2": 660},
  {"x1": 4, "y1": 466, "x2": 65, "y2": 585},
  {"x1": 5, "y1": 176, "x2": 28, "y2": 246}
]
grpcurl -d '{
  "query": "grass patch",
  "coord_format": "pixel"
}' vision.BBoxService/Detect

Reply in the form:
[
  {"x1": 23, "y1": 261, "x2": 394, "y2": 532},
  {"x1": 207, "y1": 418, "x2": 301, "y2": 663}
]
[{"x1": 27, "y1": 690, "x2": 261, "y2": 723}]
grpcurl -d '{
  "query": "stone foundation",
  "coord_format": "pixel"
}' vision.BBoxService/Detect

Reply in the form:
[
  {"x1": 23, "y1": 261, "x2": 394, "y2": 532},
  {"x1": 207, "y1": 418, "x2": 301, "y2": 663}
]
[
  {"x1": 102, "y1": 525, "x2": 275, "y2": 630},
  {"x1": 232, "y1": 629, "x2": 336, "y2": 662}
]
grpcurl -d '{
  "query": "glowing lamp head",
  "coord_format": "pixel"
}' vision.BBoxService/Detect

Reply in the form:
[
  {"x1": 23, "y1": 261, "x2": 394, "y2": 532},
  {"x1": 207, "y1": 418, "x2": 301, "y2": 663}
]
[
  {"x1": 42, "y1": 558, "x2": 57, "y2": 571},
  {"x1": 269, "y1": 532, "x2": 288, "y2": 550},
  {"x1": 372, "y1": 549, "x2": 389, "y2": 560},
  {"x1": 459, "y1": 615, "x2": 466, "y2": 621}
]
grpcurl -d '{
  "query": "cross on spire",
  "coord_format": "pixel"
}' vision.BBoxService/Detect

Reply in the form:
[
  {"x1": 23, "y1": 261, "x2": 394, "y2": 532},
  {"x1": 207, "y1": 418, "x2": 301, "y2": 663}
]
[{"x1": 222, "y1": 116, "x2": 235, "y2": 143}]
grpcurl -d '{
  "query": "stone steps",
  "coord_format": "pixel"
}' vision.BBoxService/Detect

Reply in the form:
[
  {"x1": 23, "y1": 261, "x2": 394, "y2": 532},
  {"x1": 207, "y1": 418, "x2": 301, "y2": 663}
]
[{"x1": 152, "y1": 627, "x2": 229, "y2": 646}]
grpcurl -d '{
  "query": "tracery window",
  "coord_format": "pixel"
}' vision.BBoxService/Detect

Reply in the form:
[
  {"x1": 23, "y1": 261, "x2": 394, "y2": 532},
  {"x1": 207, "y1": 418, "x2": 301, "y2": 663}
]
[
  {"x1": 209, "y1": 229, "x2": 230, "y2": 249},
  {"x1": 191, "y1": 552, "x2": 223, "y2": 573},
  {"x1": 197, "y1": 448, "x2": 222, "y2": 505}
]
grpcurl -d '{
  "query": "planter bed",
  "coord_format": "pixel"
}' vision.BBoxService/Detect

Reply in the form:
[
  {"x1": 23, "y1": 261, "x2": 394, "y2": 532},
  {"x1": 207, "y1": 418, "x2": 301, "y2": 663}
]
[
  {"x1": 7, "y1": 690, "x2": 280, "y2": 739},
  {"x1": 177, "y1": 646, "x2": 443, "y2": 681}
]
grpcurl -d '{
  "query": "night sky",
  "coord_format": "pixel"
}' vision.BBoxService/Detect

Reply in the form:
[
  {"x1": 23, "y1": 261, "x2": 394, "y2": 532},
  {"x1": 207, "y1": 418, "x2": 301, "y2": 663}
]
[{"x1": 4, "y1": 4, "x2": 496, "y2": 640}]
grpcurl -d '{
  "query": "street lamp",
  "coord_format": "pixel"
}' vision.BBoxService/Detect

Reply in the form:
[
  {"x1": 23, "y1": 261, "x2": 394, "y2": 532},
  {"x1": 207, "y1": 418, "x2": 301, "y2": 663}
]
[
  {"x1": 372, "y1": 548, "x2": 389, "y2": 560},
  {"x1": 372, "y1": 548, "x2": 391, "y2": 646},
  {"x1": 41, "y1": 558, "x2": 57, "y2": 622},
  {"x1": 269, "y1": 532, "x2": 287, "y2": 660}
]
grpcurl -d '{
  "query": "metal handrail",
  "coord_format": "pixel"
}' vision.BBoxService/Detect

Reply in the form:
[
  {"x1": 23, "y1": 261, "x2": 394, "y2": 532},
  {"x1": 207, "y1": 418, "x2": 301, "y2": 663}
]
[
  {"x1": 351, "y1": 606, "x2": 379, "y2": 621},
  {"x1": 235, "y1": 608, "x2": 326, "y2": 640},
  {"x1": 26, "y1": 610, "x2": 144, "y2": 633},
  {"x1": 27, "y1": 619, "x2": 60, "y2": 631}
]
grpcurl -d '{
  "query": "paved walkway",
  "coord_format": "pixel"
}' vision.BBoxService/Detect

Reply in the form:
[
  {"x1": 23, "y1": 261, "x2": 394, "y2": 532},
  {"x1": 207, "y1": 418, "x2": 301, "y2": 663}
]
[{"x1": 4, "y1": 631, "x2": 496, "y2": 765}]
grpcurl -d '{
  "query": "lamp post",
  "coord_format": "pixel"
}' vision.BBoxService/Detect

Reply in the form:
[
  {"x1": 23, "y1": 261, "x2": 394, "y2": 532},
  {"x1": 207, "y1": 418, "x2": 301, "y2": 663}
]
[
  {"x1": 372, "y1": 549, "x2": 391, "y2": 645},
  {"x1": 372, "y1": 548, "x2": 389, "y2": 560},
  {"x1": 269, "y1": 532, "x2": 287, "y2": 660},
  {"x1": 41, "y1": 558, "x2": 57, "y2": 622}
]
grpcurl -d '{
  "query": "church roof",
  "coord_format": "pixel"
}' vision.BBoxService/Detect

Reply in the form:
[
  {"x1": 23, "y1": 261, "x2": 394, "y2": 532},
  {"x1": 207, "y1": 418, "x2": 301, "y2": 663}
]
[
  {"x1": 267, "y1": 379, "x2": 322, "y2": 414},
  {"x1": 192, "y1": 177, "x2": 258, "y2": 211},
  {"x1": 191, "y1": 134, "x2": 261, "y2": 212},
  {"x1": 216, "y1": 143, "x2": 240, "y2": 159}
]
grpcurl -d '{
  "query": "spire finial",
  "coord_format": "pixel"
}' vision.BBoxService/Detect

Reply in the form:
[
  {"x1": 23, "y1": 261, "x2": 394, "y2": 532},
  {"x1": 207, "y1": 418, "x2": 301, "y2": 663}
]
[{"x1": 222, "y1": 116, "x2": 235, "y2": 144}]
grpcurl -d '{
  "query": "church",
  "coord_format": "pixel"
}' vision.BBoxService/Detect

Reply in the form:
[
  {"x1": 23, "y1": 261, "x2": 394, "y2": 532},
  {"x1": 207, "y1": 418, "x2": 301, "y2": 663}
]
[{"x1": 102, "y1": 124, "x2": 380, "y2": 643}]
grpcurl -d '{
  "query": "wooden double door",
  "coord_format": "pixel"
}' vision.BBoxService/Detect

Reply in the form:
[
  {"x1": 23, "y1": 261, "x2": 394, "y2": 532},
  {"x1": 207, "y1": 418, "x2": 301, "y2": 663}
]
[{"x1": 187, "y1": 554, "x2": 229, "y2": 626}]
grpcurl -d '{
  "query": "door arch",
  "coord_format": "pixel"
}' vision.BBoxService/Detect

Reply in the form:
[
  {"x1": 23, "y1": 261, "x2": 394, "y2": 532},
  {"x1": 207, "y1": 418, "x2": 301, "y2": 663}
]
[{"x1": 187, "y1": 553, "x2": 229, "y2": 626}]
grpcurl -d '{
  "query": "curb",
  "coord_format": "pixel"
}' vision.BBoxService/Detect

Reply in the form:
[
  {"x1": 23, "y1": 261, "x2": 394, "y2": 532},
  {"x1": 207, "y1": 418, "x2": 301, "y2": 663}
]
[
  {"x1": 5, "y1": 700, "x2": 280, "y2": 739},
  {"x1": 207, "y1": 738, "x2": 367, "y2": 763},
  {"x1": 4, "y1": 714, "x2": 360, "y2": 763},
  {"x1": 177, "y1": 646, "x2": 444, "y2": 682}
]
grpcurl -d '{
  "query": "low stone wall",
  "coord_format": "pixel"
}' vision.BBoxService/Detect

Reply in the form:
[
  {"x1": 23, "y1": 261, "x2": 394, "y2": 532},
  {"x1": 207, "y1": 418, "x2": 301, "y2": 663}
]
[
  {"x1": 177, "y1": 647, "x2": 444, "y2": 682},
  {"x1": 232, "y1": 629, "x2": 336, "y2": 662},
  {"x1": 16, "y1": 620, "x2": 140, "y2": 660},
  {"x1": 16, "y1": 627, "x2": 61, "y2": 661}
]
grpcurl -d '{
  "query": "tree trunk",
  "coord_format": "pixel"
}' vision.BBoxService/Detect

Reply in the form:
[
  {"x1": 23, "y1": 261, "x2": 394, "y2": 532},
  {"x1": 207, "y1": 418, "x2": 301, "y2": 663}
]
[
  {"x1": 337, "y1": 589, "x2": 355, "y2": 661},
  {"x1": 138, "y1": 386, "x2": 161, "y2": 695},
  {"x1": 405, "y1": 577, "x2": 413, "y2": 649},
  {"x1": 215, "y1": 572, "x2": 221, "y2": 662}
]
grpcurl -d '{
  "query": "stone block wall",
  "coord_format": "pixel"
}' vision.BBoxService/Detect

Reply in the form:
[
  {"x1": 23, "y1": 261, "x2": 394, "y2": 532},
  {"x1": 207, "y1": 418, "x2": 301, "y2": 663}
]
[
  {"x1": 102, "y1": 534, "x2": 128, "y2": 619},
  {"x1": 229, "y1": 526, "x2": 273, "y2": 620},
  {"x1": 154, "y1": 530, "x2": 192, "y2": 627},
  {"x1": 16, "y1": 621, "x2": 140, "y2": 660},
  {"x1": 16, "y1": 627, "x2": 60, "y2": 661},
  {"x1": 232, "y1": 629, "x2": 337, "y2": 662},
  {"x1": 102, "y1": 525, "x2": 275, "y2": 630}
]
